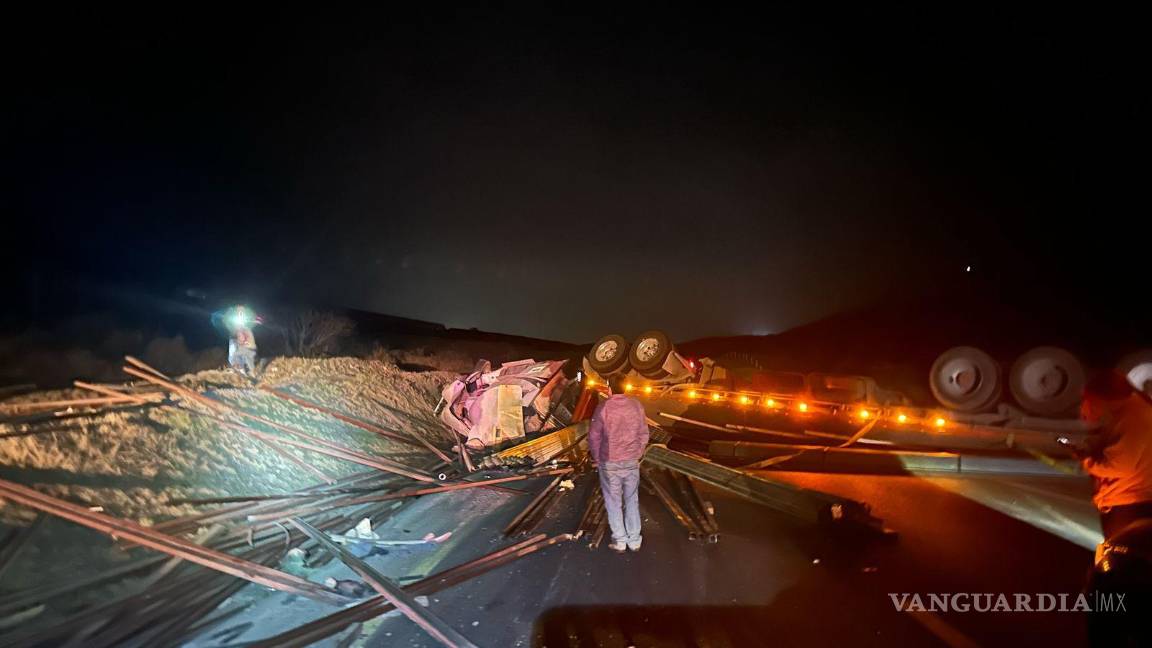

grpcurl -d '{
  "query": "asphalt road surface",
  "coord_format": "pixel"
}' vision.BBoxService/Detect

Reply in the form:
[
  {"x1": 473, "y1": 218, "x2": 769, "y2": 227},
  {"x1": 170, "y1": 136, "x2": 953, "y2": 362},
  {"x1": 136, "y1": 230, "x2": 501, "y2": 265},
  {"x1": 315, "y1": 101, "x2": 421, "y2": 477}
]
[{"x1": 368, "y1": 467, "x2": 1098, "y2": 647}]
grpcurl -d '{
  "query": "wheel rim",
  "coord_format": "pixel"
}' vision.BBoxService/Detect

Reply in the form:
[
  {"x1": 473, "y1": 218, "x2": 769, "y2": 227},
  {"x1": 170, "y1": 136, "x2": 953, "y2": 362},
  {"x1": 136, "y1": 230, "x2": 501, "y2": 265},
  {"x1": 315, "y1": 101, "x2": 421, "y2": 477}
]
[
  {"x1": 1018, "y1": 360, "x2": 1069, "y2": 400},
  {"x1": 939, "y1": 358, "x2": 983, "y2": 398},
  {"x1": 635, "y1": 338, "x2": 661, "y2": 362},
  {"x1": 594, "y1": 341, "x2": 619, "y2": 363}
]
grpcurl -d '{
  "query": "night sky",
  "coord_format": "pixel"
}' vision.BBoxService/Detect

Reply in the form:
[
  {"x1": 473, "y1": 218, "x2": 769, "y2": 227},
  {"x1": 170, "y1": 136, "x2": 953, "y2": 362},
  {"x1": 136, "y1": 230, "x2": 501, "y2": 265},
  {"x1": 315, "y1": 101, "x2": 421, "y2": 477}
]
[{"x1": 5, "y1": 10, "x2": 1146, "y2": 343}]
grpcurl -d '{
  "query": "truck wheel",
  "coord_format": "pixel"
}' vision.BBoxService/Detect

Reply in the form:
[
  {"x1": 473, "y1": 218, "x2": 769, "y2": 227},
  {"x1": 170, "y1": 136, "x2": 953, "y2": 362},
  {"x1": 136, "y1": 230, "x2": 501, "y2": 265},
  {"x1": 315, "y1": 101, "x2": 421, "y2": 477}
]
[
  {"x1": 1010, "y1": 347, "x2": 1086, "y2": 416},
  {"x1": 929, "y1": 346, "x2": 1002, "y2": 412},
  {"x1": 587, "y1": 334, "x2": 631, "y2": 375},
  {"x1": 640, "y1": 366, "x2": 670, "y2": 380},
  {"x1": 630, "y1": 330, "x2": 673, "y2": 373}
]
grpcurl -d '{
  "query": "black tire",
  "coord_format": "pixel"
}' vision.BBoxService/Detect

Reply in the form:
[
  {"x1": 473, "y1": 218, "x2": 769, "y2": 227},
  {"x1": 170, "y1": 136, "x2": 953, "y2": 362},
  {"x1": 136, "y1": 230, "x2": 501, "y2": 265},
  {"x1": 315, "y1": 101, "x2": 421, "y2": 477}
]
[
  {"x1": 640, "y1": 366, "x2": 670, "y2": 380},
  {"x1": 587, "y1": 334, "x2": 631, "y2": 375},
  {"x1": 1009, "y1": 347, "x2": 1086, "y2": 416},
  {"x1": 630, "y1": 330, "x2": 673, "y2": 373},
  {"x1": 929, "y1": 346, "x2": 1002, "y2": 412}
]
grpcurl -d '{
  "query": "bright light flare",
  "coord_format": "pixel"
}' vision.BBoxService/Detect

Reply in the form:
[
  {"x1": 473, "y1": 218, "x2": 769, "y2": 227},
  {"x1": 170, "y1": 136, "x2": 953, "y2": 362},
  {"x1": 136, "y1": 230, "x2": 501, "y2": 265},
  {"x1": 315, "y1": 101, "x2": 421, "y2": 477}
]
[
  {"x1": 798, "y1": 402, "x2": 809, "y2": 412},
  {"x1": 896, "y1": 413, "x2": 907, "y2": 423},
  {"x1": 934, "y1": 417, "x2": 946, "y2": 427}
]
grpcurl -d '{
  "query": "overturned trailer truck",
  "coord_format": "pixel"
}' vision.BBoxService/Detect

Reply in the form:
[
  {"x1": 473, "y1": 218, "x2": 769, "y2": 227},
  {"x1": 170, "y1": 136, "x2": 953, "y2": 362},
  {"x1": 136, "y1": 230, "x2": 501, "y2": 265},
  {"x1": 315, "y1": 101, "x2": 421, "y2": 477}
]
[{"x1": 582, "y1": 331, "x2": 1152, "y2": 462}]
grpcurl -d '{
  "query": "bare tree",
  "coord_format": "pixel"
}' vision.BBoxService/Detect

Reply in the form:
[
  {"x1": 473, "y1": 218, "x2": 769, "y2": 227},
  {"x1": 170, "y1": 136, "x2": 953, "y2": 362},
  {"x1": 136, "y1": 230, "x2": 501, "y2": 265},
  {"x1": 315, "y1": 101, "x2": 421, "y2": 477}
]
[{"x1": 282, "y1": 310, "x2": 355, "y2": 357}]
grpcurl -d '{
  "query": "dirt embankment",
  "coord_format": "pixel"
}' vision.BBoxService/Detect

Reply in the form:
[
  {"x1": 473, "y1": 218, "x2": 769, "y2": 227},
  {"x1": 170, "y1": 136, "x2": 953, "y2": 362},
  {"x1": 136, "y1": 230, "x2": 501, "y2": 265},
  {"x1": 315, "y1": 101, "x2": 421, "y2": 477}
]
[{"x1": 0, "y1": 357, "x2": 458, "y2": 526}]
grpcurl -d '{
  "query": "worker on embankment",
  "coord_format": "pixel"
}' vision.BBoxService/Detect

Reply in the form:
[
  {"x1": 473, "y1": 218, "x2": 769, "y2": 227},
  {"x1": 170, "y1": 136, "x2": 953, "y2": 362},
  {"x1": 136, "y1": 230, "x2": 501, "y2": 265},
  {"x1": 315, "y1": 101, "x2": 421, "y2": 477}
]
[
  {"x1": 588, "y1": 373, "x2": 650, "y2": 553},
  {"x1": 214, "y1": 305, "x2": 259, "y2": 377}
]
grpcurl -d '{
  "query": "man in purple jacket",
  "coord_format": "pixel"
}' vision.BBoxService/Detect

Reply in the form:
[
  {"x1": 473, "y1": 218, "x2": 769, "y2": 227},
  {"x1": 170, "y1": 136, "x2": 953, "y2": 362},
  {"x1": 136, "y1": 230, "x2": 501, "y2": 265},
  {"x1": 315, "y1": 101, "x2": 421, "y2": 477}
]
[{"x1": 588, "y1": 373, "x2": 651, "y2": 552}]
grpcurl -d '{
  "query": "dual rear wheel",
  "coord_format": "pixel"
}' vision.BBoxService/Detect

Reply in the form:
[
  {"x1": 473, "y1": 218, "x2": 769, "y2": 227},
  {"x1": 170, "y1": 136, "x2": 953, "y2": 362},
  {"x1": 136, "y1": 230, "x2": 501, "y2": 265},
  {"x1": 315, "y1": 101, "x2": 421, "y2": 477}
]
[{"x1": 930, "y1": 345, "x2": 1087, "y2": 416}]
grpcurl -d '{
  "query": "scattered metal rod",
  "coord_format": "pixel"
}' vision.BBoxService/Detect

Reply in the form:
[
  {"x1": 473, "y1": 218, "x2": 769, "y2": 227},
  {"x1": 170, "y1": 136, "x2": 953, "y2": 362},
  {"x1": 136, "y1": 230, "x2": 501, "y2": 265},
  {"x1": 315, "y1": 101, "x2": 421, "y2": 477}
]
[
  {"x1": 674, "y1": 471, "x2": 720, "y2": 538},
  {"x1": 245, "y1": 469, "x2": 572, "y2": 523},
  {"x1": 11, "y1": 502, "x2": 369, "y2": 648},
  {"x1": 0, "y1": 477, "x2": 352, "y2": 605},
  {"x1": 0, "y1": 554, "x2": 170, "y2": 617},
  {"x1": 181, "y1": 391, "x2": 426, "y2": 481},
  {"x1": 643, "y1": 470, "x2": 704, "y2": 539},
  {"x1": 124, "y1": 355, "x2": 172, "y2": 380},
  {"x1": 514, "y1": 485, "x2": 564, "y2": 536},
  {"x1": 725, "y1": 423, "x2": 894, "y2": 446},
  {"x1": 455, "y1": 435, "x2": 477, "y2": 473},
  {"x1": 668, "y1": 470, "x2": 720, "y2": 542},
  {"x1": 0, "y1": 512, "x2": 46, "y2": 583},
  {"x1": 179, "y1": 601, "x2": 253, "y2": 644},
  {"x1": 657, "y1": 412, "x2": 763, "y2": 435},
  {"x1": 289, "y1": 518, "x2": 480, "y2": 648},
  {"x1": 196, "y1": 409, "x2": 336, "y2": 484},
  {"x1": 480, "y1": 422, "x2": 589, "y2": 469},
  {"x1": 534, "y1": 431, "x2": 588, "y2": 467},
  {"x1": 643, "y1": 444, "x2": 889, "y2": 533},
  {"x1": 261, "y1": 386, "x2": 453, "y2": 461},
  {"x1": 575, "y1": 486, "x2": 604, "y2": 536},
  {"x1": 154, "y1": 469, "x2": 396, "y2": 533},
  {"x1": 1, "y1": 555, "x2": 242, "y2": 648},
  {"x1": 121, "y1": 570, "x2": 254, "y2": 648},
  {"x1": 503, "y1": 475, "x2": 565, "y2": 536},
  {"x1": 249, "y1": 533, "x2": 569, "y2": 648},
  {"x1": 0, "y1": 395, "x2": 148, "y2": 414},
  {"x1": 208, "y1": 412, "x2": 429, "y2": 482},
  {"x1": 708, "y1": 439, "x2": 1083, "y2": 477},
  {"x1": 662, "y1": 468, "x2": 712, "y2": 536},
  {"x1": 166, "y1": 477, "x2": 523, "y2": 506},
  {"x1": 589, "y1": 516, "x2": 608, "y2": 549},
  {"x1": 73, "y1": 380, "x2": 157, "y2": 405},
  {"x1": 122, "y1": 365, "x2": 439, "y2": 483},
  {"x1": 0, "y1": 488, "x2": 386, "y2": 638},
  {"x1": 85, "y1": 548, "x2": 269, "y2": 648},
  {"x1": 262, "y1": 385, "x2": 435, "y2": 451}
]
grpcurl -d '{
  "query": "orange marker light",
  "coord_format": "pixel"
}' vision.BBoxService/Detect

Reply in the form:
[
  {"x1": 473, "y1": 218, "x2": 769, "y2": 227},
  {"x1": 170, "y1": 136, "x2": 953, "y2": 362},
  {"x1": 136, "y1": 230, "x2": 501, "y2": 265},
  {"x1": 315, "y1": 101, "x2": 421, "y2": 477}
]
[
  {"x1": 798, "y1": 402, "x2": 809, "y2": 412},
  {"x1": 624, "y1": 383, "x2": 634, "y2": 392},
  {"x1": 586, "y1": 379, "x2": 596, "y2": 387},
  {"x1": 688, "y1": 390, "x2": 698, "y2": 399},
  {"x1": 739, "y1": 395, "x2": 751, "y2": 405},
  {"x1": 934, "y1": 417, "x2": 946, "y2": 427},
  {"x1": 858, "y1": 409, "x2": 870, "y2": 419},
  {"x1": 711, "y1": 393, "x2": 721, "y2": 401},
  {"x1": 896, "y1": 413, "x2": 907, "y2": 423},
  {"x1": 765, "y1": 398, "x2": 775, "y2": 408},
  {"x1": 643, "y1": 386, "x2": 653, "y2": 394}
]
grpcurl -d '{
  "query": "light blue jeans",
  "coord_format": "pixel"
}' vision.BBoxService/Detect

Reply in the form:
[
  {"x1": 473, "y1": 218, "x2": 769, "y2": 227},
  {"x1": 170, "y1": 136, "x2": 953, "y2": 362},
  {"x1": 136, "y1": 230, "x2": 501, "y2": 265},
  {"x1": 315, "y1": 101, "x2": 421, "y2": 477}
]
[
  {"x1": 229, "y1": 346, "x2": 256, "y2": 375},
  {"x1": 599, "y1": 460, "x2": 642, "y2": 545}
]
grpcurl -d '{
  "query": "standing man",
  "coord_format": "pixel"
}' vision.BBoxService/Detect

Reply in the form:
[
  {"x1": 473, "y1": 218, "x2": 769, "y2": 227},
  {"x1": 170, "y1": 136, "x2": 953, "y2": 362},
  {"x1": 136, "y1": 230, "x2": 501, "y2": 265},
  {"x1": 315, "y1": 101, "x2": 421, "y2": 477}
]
[
  {"x1": 226, "y1": 305, "x2": 259, "y2": 377},
  {"x1": 1080, "y1": 370, "x2": 1152, "y2": 539},
  {"x1": 588, "y1": 373, "x2": 650, "y2": 553},
  {"x1": 1079, "y1": 370, "x2": 1152, "y2": 647}
]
